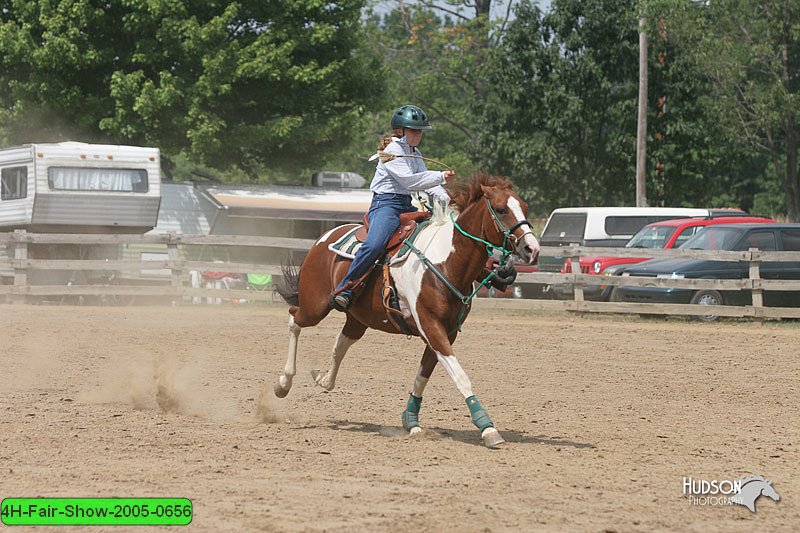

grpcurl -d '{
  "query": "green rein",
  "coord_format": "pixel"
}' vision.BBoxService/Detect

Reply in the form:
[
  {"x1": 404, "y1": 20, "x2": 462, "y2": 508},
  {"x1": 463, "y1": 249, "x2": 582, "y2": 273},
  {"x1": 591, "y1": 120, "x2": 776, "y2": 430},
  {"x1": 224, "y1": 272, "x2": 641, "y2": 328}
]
[{"x1": 401, "y1": 198, "x2": 517, "y2": 332}]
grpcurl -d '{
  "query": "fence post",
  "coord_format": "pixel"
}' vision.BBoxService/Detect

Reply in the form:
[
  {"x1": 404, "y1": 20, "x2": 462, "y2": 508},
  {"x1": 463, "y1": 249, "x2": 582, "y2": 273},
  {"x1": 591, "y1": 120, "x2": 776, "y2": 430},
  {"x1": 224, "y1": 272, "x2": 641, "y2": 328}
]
[
  {"x1": 167, "y1": 232, "x2": 183, "y2": 305},
  {"x1": 12, "y1": 229, "x2": 28, "y2": 305},
  {"x1": 569, "y1": 243, "x2": 584, "y2": 306},
  {"x1": 748, "y1": 247, "x2": 763, "y2": 321}
]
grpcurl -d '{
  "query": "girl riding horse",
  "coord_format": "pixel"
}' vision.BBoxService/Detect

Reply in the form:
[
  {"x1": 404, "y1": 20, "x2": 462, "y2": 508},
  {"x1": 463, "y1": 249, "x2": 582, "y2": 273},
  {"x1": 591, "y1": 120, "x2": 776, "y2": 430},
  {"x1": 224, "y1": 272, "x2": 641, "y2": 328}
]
[
  {"x1": 329, "y1": 105, "x2": 454, "y2": 312},
  {"x1": 275, "y1": 173, "x2": 540, "y2": 448}
]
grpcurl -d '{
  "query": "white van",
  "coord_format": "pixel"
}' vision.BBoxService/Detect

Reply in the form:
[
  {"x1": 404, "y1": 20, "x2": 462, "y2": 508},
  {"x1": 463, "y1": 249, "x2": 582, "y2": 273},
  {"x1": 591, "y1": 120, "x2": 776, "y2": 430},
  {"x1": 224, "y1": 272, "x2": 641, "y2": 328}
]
[{"x1": 538, "y1": 207, "x2": 745, "y2": 272}]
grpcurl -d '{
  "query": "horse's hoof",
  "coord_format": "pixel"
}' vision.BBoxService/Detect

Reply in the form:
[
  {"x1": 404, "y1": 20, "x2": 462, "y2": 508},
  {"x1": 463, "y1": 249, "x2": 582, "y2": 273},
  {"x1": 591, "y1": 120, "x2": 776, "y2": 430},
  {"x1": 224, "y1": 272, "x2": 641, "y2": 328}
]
[
  {"x1": 481, "y1": 427, "x2": 505, "y2": 449},
  {"x1": 273, "y1": 380, "x2": 289, "y2": 398}
]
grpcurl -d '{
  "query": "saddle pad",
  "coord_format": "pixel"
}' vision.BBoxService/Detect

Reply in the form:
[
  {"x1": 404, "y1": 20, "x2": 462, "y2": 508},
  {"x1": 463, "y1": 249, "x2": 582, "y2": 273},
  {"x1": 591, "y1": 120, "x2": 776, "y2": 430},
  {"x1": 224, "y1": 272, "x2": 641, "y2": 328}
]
[
  {"x1": 327, "y1": 221, "x2": 430, "y2": 264},
  {"x1": 328, "y1": 226, "x2": 363, "y2": 259},
  {"x1": 389, "y1": 220, "x2": 431, "y2": 265}
]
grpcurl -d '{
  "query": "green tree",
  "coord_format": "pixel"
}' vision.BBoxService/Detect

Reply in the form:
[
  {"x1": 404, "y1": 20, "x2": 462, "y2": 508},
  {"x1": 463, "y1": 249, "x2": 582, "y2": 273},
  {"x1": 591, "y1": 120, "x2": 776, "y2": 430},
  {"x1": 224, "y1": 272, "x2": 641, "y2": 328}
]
[
  {"x1": 366, "y1": 1, "x2": 516, "y2": 176},
  {"x1": 0, "y1": 0, "x2": 381, "y2": 179},
  {"x1": 478, "y1": 0, "x2": 770, "y2": 215},
  {"x1": 478, "y1": 0, "x2": 641, "y2": 214},
  {"x1": 644, "y1": 9, "x2": 769, "y2": 212},
  {"x1": 654, "y1": 0, "x2": 800, "y2": 219}
]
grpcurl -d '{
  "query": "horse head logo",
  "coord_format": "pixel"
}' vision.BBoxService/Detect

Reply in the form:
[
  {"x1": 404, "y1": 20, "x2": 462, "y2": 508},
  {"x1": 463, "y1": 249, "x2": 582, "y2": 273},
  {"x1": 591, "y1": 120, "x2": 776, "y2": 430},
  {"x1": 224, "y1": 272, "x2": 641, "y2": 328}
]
[{"x1": 730, "y1": 476, "x2": 780, "y2": 513}]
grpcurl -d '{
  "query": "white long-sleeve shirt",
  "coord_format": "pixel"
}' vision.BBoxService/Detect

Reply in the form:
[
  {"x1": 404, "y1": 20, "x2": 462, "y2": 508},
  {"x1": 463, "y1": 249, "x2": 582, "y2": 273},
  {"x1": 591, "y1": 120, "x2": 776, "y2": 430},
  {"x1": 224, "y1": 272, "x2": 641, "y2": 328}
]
[{"x1": 370, "y1": 135, "x2": 447, "y2": 198}]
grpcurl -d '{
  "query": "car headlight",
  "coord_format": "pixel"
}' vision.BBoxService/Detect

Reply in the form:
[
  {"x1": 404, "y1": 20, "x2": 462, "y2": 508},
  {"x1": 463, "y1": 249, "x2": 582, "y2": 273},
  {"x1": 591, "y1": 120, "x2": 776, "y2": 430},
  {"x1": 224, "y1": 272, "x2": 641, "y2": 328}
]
[
  {"x1": 603, "y1": 265, "x2": 622, "y2": 276},
  {"x1": 592, "y1": 261, "x2": 602, "y2": 274}
]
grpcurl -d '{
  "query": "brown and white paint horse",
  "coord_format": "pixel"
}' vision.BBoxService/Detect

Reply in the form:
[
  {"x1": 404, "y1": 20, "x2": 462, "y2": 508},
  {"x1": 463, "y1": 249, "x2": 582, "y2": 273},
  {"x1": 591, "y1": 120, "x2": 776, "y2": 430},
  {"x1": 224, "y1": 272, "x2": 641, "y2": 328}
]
[{"x1": 274, "y1": 175, "x2": 539, "y2": 448}]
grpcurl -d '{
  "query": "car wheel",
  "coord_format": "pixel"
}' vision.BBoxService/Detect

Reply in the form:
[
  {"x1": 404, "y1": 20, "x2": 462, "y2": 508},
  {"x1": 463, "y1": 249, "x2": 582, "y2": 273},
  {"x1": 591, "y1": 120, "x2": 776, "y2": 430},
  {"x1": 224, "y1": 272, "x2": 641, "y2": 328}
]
[{"x1": 690, "y1": 290, "x2": 723, "y2": 322}]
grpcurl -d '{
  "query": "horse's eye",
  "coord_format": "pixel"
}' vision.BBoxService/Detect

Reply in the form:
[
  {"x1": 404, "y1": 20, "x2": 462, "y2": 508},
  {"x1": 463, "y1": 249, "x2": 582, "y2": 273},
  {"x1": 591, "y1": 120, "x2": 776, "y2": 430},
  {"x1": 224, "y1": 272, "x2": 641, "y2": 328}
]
[{"x1": 496, "y1": 206, "x2": 509, "y2": 215}]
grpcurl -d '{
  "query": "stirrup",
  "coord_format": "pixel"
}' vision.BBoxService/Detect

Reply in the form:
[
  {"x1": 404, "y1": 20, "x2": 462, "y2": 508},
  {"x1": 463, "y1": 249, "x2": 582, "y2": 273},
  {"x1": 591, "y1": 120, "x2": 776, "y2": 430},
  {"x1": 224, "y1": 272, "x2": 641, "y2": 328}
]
[{"x1": 329, "y1": 293, "x2": 352, "y2": 312}]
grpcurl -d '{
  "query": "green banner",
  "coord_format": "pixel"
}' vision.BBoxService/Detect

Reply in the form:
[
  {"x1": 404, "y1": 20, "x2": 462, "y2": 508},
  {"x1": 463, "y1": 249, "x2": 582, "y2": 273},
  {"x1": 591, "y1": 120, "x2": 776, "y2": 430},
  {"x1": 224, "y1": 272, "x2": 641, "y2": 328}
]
[{"x1": 1, "y1": 498, "x2": 192, "y2": 526}]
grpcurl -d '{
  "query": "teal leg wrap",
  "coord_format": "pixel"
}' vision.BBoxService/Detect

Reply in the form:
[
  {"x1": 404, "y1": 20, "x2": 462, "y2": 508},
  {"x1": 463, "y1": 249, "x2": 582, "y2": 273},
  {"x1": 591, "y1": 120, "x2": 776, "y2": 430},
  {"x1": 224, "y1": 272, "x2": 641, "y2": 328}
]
[
  {"x1": 466, "y1": 395, "x2": 494, "y2": 432},
  {"x1": 401, "y1": 394, "x2": 422, "y2": 431}
]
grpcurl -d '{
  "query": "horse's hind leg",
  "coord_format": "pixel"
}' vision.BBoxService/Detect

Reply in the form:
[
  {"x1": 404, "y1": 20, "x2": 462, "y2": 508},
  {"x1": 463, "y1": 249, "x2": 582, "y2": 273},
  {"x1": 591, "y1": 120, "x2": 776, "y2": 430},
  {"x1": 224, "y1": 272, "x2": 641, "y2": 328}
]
[
  {"x1": 402, "y1": 345, "x2": 438, "y2": 435},
  {"x1": 311, "y1": 315, "x2": 366, "y2": 391},
  {"x1": 274, "y1": 315, "x2": 302, "y2": 398}
]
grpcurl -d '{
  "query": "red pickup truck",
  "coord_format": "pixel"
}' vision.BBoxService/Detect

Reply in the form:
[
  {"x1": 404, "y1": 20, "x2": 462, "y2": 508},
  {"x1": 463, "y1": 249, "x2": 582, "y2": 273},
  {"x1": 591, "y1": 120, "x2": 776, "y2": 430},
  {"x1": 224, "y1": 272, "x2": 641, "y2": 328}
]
[{"x1": 555, "y1": 215, "x2": 775, "y2": 301}]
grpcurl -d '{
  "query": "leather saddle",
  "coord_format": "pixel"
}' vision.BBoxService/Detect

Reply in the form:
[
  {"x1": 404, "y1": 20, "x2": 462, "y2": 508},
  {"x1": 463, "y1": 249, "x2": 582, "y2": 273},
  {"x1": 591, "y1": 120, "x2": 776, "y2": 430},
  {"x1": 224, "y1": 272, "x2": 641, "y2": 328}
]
[{"x1": 355, "y1": 211, "x2": 432, "y2": 254}]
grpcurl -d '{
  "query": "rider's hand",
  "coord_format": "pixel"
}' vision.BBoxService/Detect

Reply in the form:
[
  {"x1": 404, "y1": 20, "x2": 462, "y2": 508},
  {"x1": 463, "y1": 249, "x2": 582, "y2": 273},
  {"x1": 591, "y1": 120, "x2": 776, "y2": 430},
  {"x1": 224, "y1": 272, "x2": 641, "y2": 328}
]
[{"x1": 443, "y1": 170, "x2": 455, "y2": 183}]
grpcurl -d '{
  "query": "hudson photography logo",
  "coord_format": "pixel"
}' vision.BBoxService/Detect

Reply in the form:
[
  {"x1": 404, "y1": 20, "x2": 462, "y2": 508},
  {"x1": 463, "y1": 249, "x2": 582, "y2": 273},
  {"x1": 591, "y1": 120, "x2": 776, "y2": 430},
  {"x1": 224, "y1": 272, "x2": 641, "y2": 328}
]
[{"x1": 683, "y1": 475, "x2": 780, "y2": 512}]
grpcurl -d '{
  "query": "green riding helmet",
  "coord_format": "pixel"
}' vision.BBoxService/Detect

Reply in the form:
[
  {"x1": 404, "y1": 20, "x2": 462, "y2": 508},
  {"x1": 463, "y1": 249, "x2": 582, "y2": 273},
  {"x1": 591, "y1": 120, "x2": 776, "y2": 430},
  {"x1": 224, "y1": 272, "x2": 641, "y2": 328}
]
[{"x1": 390, "y1": 105, "x2": 433, "y2": 130}]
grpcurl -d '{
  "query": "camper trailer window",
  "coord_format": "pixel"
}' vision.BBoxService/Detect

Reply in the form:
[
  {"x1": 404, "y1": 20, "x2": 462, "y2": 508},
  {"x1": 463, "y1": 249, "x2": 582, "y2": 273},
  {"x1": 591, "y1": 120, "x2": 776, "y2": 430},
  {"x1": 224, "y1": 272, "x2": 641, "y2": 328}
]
[
  {"x1": 1, "y1": 166, "x2": 27, "y2": 200},
  {"x1": 48, "y1": 167, "x2": 148, "y2": 192}
]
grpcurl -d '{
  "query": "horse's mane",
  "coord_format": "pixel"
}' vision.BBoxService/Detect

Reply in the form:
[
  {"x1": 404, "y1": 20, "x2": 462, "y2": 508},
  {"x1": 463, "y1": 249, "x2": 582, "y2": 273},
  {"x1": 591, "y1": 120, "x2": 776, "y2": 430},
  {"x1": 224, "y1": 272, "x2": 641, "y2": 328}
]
[{"x1": 448, "y1": 173, "x2": 514, "y2": 212}]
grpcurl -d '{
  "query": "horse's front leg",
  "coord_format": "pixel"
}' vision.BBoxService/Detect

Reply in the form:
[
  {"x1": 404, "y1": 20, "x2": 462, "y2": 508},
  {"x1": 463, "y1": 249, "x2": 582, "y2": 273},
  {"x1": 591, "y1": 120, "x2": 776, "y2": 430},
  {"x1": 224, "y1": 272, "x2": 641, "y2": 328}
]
[
  {"x1": 311, "y1": 316, "x2": 366, "y2": 391},
  {"x1": 274, "y1": 315, "x2": 301, "y2": 398},
  {"x1": 418, "y1": 321, "x2": 505, "y2": 449},
  {"x1": 438, "y1": 351, "x2": 505, "y2": 448}
]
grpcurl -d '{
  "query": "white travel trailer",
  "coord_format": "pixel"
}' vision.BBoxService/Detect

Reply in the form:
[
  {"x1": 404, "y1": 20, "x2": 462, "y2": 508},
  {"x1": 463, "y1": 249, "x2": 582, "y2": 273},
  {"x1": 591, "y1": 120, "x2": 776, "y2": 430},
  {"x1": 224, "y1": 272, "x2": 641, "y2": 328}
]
[
  {"x1": 0, "y1": 142, "x2": 161, "y2": 233},
  {"x1": 0, "y1": 142, "x2": 162, "y2": 289}
]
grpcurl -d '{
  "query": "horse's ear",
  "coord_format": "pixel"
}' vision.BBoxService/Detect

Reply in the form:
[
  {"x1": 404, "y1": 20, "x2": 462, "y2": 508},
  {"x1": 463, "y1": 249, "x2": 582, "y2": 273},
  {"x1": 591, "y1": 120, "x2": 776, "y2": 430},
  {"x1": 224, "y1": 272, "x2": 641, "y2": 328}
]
[{"x1": 480, "y1": 185, "x2": 493, "y2": 198}]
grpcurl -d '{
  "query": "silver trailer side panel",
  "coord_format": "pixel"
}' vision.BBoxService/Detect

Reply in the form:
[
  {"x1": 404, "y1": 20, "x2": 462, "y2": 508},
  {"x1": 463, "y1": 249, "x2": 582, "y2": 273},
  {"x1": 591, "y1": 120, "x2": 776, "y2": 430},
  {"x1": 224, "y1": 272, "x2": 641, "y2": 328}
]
[
  {"x1": 30, "y1": 142, "x2": 161, "y2": 232},
  {"x1": 31, "y1": 194, "x2": 161, "y2": 230},
  {"x1": 0, "y1": 145, "x2": 35, "y2": 228}
]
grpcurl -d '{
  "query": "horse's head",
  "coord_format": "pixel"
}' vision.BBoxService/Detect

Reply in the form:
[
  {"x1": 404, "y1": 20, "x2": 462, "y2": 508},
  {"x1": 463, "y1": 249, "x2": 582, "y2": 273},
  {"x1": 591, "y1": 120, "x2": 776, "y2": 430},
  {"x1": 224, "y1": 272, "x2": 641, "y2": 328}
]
[
  {"x1": 449, "y1": 175, "x2": 540, "y2": 264},
  {"x1": 478, "y1": 181, "x2": 540, "y2": 265}
]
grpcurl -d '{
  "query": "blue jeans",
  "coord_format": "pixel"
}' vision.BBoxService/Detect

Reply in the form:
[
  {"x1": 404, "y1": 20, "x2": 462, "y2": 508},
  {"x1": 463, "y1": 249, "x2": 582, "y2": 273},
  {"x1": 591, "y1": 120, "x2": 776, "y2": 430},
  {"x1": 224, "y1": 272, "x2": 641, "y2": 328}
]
[{"x1": 335, "y1": 193, "x2": 417, "y2": 296}]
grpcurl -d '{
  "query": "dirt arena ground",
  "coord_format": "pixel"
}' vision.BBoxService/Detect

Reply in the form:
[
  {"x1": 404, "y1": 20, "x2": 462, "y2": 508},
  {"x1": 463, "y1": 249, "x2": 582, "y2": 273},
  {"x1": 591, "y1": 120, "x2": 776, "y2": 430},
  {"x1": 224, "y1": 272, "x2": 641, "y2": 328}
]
[{"x1": 1, "y1": 303, "x2": 798, "y2": 532}]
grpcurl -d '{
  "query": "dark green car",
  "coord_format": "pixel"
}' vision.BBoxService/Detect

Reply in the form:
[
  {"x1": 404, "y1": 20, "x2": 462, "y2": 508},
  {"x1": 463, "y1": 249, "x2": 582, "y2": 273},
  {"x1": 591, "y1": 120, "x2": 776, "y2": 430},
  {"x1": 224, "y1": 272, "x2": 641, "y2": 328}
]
[{"x1": 616, "y1": 223, "x2": 800, "y2": 317}]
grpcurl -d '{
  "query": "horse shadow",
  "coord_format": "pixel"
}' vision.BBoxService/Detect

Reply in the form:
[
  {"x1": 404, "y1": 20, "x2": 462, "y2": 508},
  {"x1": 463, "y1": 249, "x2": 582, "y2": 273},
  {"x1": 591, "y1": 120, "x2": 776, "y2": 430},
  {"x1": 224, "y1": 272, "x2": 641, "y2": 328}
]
[{"x1": 308, "y1": 420, "x2": 595, "y2": 449}]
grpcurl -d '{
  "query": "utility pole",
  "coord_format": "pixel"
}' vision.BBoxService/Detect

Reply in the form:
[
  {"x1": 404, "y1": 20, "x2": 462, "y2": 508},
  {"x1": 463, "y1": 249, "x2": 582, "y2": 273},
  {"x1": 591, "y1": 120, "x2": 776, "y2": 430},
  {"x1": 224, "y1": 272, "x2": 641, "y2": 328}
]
[{"x1": 636, "y1": 15, "x2": 648, "y2": 207}]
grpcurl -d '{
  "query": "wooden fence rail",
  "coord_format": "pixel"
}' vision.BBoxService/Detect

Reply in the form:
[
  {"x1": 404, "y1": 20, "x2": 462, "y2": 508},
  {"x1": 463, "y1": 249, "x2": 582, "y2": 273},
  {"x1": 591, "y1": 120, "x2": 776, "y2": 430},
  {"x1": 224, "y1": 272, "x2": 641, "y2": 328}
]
[
  {"x1": 3, "y1": 232, "x2": 800, "y2": 319},
  {"x1": 0, "y1": 230, "x2": 298, "y2": 304},
  {"x1": 511, "y1": 245, "x2": 800, "y2": 319}
]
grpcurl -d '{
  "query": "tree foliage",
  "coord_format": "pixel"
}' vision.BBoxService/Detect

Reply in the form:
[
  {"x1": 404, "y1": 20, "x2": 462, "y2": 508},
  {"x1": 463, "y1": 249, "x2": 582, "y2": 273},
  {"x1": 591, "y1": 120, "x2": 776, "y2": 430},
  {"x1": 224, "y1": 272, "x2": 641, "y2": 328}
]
[
  {"x1": 477, "y1": 0, "x2": 641, "y2": 214},
  {"x1": 365, "y1": 1, "x2": 516, "y2": 176},
  {"x1": 477, "y1": 0, "x2": 777, "y2": 216},
  {"x1": 1, "y1": 0, "x2": 795, "y2": 216},
  {"x1": 642, "y1": 4, "x2": 768, "y2": 213},
  {"x1": 652, "y1": 0, "x2": 800, "y2": 220},
  {"x1": 0, "y1": 0, "x2": 381, "y2": 179}
]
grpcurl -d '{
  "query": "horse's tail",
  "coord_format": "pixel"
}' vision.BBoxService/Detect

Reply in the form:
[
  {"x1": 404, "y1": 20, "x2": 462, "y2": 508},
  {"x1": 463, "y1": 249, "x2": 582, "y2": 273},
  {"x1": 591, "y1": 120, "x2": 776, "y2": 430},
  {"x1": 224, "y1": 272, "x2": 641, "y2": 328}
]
[{"x1": 274, "y1": 260, "x2": 301, "y2": 307}]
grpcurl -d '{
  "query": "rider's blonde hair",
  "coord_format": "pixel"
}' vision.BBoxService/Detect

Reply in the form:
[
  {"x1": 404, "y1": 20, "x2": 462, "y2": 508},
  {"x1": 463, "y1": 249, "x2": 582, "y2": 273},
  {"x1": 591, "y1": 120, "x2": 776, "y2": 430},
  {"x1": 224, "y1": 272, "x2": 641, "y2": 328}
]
[{"x1": 377, "y1": 128, "x2": 406, "y2": 151}]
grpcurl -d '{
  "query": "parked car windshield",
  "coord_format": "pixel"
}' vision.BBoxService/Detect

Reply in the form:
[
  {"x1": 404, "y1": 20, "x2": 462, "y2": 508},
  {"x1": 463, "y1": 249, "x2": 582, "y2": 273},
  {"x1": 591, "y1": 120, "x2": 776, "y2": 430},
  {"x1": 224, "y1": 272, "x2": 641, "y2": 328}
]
[
  {"x1": 626, "y1": 225, "x2": 677, "y2": 249},
  {"x1": 678, "y1": 226, "x2": 745, "y2": 251}
]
